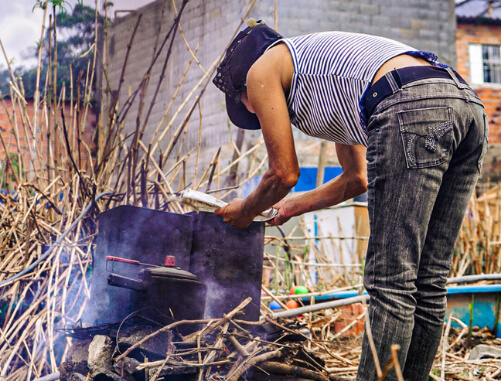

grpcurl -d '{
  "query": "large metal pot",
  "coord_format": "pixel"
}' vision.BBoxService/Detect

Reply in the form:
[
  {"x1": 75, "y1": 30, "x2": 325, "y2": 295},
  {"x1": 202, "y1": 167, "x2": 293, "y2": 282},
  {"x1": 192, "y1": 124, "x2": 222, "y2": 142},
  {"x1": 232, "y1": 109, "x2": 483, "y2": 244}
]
[{"x1": 107, "y1": 256, "x2": 207, "y2": 331}]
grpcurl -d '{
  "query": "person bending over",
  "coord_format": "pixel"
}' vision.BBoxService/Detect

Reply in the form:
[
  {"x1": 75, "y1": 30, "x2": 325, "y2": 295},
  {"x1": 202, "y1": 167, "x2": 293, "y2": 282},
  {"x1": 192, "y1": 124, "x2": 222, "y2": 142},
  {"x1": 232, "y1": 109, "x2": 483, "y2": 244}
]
[{"x1": 213, "y1": 19, "x2": 487, "y2": 380}]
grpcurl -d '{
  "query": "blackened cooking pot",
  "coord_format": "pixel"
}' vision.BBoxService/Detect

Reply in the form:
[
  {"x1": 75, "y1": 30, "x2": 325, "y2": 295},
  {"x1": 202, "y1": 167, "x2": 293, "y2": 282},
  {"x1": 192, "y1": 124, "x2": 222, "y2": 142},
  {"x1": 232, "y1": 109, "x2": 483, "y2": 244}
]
[{"x1": 107, "y1": 258, "x2": 207, "y2": 330}]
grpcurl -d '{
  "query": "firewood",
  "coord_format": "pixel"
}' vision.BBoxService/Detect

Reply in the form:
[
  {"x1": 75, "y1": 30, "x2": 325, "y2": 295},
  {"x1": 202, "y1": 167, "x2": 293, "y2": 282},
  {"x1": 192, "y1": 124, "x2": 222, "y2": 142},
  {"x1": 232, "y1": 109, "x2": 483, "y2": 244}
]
[
  {"x1": 259, "y1": 361, "x2": 329, "y2": 381},
  {"x1": 226, "y1": 348, "x2": 282, "y2": 381}
]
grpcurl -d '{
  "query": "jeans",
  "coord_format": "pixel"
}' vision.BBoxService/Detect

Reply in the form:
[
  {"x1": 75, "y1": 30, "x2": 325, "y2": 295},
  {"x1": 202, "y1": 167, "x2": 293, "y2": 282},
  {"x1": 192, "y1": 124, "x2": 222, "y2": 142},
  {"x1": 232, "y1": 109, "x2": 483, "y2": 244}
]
[{"x1": 356, "y1": 70, "x2": 488, "y2": 380}]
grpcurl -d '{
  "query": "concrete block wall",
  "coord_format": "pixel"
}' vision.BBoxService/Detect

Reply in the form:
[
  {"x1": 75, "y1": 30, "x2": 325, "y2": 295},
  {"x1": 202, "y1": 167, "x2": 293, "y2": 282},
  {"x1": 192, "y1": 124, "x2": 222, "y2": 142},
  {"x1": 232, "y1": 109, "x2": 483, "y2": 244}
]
[
  {"x1": 258, "y1": 0, "x2": 456, "y2": 65},
  {"x1": 105, "y1": 0, "x2": 457, "y2": 182}
]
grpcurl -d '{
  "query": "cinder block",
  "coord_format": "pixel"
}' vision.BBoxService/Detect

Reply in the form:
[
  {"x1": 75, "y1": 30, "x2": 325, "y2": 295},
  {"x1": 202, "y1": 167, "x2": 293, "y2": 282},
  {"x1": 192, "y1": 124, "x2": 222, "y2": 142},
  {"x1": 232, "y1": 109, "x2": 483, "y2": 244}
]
[
  {"x1": 359, "y1": 3, "x2": 380, "y2": 15},
  {"x1": 418, "y1": 29, "x2": 437, "y2": 41},
  {"x1": 399, "y1": 27, "x2": 419, "y2": 40},
  {"x1": 351, "y1": 13, "x2": 371, "y2": 25}
]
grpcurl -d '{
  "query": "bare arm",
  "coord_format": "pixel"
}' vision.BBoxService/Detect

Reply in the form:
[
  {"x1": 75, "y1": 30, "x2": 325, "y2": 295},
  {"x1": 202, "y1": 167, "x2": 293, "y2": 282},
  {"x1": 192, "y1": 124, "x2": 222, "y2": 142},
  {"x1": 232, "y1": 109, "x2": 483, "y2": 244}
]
[
  {"x1": 215, "y1": 45, "x2": 367, "y2": 228},
  {"x1": 269, "y1": 143, "x2": 368, "y2": 226},
  {"x1": 215, "y1": 45, "x2": 299, "y2": 228}
]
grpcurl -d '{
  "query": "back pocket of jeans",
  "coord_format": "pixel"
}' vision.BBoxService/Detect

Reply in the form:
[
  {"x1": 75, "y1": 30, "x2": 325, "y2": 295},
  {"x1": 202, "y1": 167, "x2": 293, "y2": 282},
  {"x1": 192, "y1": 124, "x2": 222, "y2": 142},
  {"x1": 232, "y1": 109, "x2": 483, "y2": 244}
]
[{"x1": 397, "y1": 106, "x2": 453, "y2": 169}]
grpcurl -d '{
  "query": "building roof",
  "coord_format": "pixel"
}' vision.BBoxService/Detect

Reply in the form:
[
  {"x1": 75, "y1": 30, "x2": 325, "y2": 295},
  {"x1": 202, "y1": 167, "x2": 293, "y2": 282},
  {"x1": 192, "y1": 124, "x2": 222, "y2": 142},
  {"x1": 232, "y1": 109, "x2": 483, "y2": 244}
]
[
  {"x1": 457, "y1": 15, "x2": 501, "y2": 25},
  {"x1": 456, "y1": 0, "x2": 501, "y2": 19}
]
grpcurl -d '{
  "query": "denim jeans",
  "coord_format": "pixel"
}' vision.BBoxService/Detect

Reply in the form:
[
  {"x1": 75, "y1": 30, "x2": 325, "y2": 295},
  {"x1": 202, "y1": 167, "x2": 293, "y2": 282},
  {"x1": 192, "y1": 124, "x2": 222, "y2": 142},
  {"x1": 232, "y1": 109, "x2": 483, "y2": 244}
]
[{"x1": 356, "y1": 70, "x2": 487, "y2": 380}]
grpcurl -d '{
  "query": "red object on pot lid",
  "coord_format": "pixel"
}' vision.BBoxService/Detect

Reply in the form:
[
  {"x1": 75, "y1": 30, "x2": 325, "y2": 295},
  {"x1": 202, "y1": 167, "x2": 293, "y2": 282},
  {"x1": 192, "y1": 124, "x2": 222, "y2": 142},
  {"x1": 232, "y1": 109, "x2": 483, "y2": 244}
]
[
  {"x1": 142, "y1": 255, "x2": 198, "y2": 281},
  {"x1": 164, "y1": 255, "x2": 176, "y2": 267}
]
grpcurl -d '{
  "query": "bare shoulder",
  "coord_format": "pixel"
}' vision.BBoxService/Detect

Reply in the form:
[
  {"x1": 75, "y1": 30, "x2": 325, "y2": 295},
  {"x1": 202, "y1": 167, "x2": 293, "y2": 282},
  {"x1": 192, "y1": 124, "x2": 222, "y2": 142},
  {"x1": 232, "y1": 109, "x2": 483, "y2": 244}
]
[{"x1": 248, "y1": 43, "x2": 294, "y2": 90}]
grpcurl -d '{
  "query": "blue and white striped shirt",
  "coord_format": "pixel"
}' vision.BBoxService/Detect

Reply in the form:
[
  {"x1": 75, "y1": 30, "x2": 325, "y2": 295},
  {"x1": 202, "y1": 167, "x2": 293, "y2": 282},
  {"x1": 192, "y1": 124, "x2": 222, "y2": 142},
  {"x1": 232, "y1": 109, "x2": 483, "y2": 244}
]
[{"x1": 273, "y1": 32, "x2": 440, "y2": 146}]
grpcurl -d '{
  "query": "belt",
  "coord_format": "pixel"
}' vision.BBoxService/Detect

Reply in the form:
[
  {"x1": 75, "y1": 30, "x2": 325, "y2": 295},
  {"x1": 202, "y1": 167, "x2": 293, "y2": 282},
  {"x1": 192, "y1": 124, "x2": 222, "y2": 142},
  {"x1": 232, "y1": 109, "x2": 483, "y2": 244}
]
[{"x1": 362, "y1": 65, "x2": 468, "y2": 119}]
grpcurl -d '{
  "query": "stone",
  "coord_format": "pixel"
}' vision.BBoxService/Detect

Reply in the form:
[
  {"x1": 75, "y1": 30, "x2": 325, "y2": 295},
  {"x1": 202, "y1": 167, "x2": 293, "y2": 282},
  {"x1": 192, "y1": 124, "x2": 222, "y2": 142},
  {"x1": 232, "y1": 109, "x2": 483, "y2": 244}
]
[
  {"x1": 88, "y1": 335, "x2": 115, "y2": 376},
  {"x1": 112, "y1": 357, "x2": 141, "y2": 378},
  {"x1": 469, "y1": 344, "x2": 501, "y2": 360},
  {"x1": 67, "y1": 373, "x2": 88, "y2": 381}
]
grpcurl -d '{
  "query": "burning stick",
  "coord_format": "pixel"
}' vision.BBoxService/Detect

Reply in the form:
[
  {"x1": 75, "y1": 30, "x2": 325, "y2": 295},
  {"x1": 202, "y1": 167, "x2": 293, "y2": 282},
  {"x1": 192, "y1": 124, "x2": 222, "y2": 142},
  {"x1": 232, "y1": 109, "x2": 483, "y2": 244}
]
[
  {"x1": 198, "y1": 322, "x2": 230, "y2": 380},
  {"x1": 1, "y1": 0, "x2": 500, "y2": 378}
]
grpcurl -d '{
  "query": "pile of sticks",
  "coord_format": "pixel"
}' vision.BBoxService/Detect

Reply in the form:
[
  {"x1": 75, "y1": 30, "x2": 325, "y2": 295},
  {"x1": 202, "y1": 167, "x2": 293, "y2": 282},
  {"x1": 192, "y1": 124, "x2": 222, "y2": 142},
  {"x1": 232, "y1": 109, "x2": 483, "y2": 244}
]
[
  {"x1": 110, "y1": 297, "x2": 338, "y2": 381},
  {"x1": 61, "y1": 297, "x2": 369, "y2": 381},
  {"x1": 59, "y1": 297, "x2": 501, "y2": 381}
]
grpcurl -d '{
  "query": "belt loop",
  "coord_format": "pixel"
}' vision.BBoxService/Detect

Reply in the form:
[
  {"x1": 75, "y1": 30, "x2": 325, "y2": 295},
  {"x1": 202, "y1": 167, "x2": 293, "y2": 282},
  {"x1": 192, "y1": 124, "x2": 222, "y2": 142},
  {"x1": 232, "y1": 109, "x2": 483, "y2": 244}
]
[
  {"x1": 392, "y1": 69, "x2": 403, "y2": 88},
  {"x1": 385, "y1": 70, "x2": 400, "y2": 94},
  {"x1": 445, "y1": 67, "x2": 467, "y2": 89}
]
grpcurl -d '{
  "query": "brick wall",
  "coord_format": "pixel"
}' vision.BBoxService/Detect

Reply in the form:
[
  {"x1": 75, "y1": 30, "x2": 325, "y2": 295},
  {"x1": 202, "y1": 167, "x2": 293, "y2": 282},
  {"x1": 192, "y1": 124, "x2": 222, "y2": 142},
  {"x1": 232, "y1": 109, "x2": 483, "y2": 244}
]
[
  {"x1": 0, "y1": 98, "x2": 94, "y2": 179},
  {"x1": 456, "y1": 20, "x2": 501, "y2": 145}
]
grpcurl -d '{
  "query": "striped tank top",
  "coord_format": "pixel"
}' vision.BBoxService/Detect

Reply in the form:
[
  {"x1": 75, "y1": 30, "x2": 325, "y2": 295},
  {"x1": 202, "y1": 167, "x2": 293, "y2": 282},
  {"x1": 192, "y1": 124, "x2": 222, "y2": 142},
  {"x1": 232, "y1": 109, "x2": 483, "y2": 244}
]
[{"x1": 273, "y1": 32, "x2": 440, "y2": 146}]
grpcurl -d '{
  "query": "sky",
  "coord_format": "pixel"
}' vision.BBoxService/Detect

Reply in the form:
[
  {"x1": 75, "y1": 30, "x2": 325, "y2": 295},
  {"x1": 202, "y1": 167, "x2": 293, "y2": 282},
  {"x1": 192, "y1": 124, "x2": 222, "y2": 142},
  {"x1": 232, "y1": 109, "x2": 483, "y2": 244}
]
[{"x1": 0, "y1": 0, "x2": 153, "y2": 70}]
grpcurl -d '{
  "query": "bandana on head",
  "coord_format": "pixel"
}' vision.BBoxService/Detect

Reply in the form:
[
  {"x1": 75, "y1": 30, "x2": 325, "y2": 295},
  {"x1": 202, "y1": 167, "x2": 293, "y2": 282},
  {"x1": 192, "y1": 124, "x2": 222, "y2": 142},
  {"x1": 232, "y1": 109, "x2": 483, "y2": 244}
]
[{"x1": 212, "y1": 19, "x2": 283, "y2": 130}]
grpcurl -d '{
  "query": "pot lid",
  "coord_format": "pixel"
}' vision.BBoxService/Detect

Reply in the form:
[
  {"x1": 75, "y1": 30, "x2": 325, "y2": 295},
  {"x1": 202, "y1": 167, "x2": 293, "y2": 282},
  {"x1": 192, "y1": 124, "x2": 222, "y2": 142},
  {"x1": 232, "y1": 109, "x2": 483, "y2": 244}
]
[{"x1": 146, "y1": 266, "x2": 198, "y2": 281}]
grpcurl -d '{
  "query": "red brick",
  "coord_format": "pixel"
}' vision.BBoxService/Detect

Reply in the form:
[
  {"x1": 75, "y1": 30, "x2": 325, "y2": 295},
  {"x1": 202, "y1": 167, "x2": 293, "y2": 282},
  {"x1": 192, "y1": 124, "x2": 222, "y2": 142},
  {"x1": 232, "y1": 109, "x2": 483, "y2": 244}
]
[
  {"x1": 0, "y1": 98, "x2": 95, "y2": 172},
  {"x1": 457, "y1": 22, "x2": 501, "y2": 144}
]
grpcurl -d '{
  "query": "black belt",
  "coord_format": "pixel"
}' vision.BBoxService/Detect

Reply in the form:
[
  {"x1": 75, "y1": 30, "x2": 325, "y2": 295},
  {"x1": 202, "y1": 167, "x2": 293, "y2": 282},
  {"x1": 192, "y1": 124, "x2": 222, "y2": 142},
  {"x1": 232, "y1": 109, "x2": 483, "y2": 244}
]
[{"x1": 362, "y1": 66, "x2": 468, "y2": 119}]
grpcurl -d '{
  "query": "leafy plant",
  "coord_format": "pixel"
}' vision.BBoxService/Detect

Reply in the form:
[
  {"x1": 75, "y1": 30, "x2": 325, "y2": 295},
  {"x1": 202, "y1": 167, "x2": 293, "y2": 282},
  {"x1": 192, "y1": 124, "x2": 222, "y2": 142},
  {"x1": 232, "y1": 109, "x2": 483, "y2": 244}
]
[
  {"x1": 0, "y1": 2, "x2": 110, "y2": 100},
  {"x1": 0, "y1": 153, "x2": 20, "y2": 190},
  {"x1": 33, "y1": 0, "x2": 84, "y2": 14}
]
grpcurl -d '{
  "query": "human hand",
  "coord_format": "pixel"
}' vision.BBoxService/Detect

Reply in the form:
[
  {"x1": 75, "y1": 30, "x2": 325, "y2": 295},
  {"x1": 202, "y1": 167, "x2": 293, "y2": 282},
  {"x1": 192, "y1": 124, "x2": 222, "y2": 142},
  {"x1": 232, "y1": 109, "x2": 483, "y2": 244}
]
[
  {"x1": 267, "y1": 199, "x2": 293, "y2": 226},
  {"x1": 214, "y1": 198, "x2": 255, "y2": 229}
]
